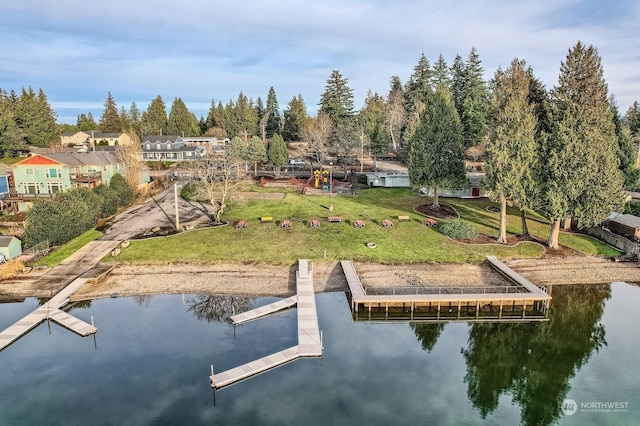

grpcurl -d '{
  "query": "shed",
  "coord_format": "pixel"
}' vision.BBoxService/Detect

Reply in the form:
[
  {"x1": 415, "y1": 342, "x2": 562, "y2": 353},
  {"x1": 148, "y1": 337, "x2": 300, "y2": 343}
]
[
  {"x1": 607, "y1": 214, "x2": 640, "y2": 240},
  {"x1": 0, "y1": 236, "x2": 22, "y2": 261}
]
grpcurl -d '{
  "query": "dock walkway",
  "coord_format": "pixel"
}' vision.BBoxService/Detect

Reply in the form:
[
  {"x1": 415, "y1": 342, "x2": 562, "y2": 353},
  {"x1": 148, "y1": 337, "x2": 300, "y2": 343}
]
[
  {"x1": 342, "y1": 257, "x2": 552, "y2": 321},
  {"x1": 0, "y1": 277, "x2": 97, "y2": 352},
  {"x1": 211, "y1": 259, "x2": 322, "y2": 390},
  {"x1": 231, "y1": 296, "x2": 297, "y2": 325}
]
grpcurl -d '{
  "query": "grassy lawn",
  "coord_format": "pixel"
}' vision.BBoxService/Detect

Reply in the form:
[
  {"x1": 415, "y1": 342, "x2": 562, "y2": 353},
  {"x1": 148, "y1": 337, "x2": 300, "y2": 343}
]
[
  {"x1": 35, "y1": 229, "x2": 102, "y2": 267},
  {"x1": 107, "y1": 186, "x2": 622, "y2": 265}
]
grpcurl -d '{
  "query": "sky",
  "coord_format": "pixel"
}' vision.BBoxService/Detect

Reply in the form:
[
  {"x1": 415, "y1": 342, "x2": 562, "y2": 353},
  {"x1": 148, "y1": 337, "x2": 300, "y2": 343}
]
[{"x1": 1, "y1": 0, "x2": 639, "y2": 125}]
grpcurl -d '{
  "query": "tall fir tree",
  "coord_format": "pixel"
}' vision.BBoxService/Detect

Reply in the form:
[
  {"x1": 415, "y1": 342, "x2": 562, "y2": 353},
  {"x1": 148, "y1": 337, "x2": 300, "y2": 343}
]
[
  {"x1": 625, "y1": 101, "x2": 640, "y2": 137},
  {"x1": 431, "y1": 53, "x2": 451, "y2": 90},
  {"x1": 408, "y1": 86, "x2": 467, "y2": 208},
  {"x1": 167, "y1": 97, "x2": 200, "y2": 136},
  {"x1": 610, "y1": 99, "x2": 640, "y2": 189},
  {"x1": 235, "y1": 92, "x2": 258, "y2": 140},
  {"x1": 403, "y1": 55, "x2": 435, "y2": 151},
  {"x1": 140, "y1": 95, "x2": 167, "y2": 136},
  {"x1": 543, "y1": 42, "x2": 624, "y2": 248},
  {"x1": 77, "y1": 112, "x2": 98, "y2": 131},
  {"x1": 360, "y1": 91, "x2": 387, "y2": 169},
  {"x1": 265, "y1": 87, "x2": 281, "y2": 139},
  {"x1": 247, "y1": 135, "x2": 268, "y2": 175},
  {"x1": 13, "y1": 87, "x2": 58, "y2": 147},
  {"x1": 0, "y1": 90, "x2": 26, "y2": 154},
  {"x1": 484, "y1": 59, "x2": 538, "y2": 243},
  {"x1": 282, "y1": 94, "x2": 308, "y2": 142},
  {"x1": 460, "y1": 47, "x2": 488, "y2": 147},
  {"x1": 319, "y1": 70, "x2": 356, "y2": 150},
  {"x1": 268, "y1": 133, "x2": 288, "y2": 177},
  {"x1": 450, "y1": 54, "x2": 466, "y2": 119},
  {"x1": 128, "y1": 101, "x2": 142, "y2": 138},
  {"x1": 99, "y1": 91, "x2": 123, "y2": 133}
]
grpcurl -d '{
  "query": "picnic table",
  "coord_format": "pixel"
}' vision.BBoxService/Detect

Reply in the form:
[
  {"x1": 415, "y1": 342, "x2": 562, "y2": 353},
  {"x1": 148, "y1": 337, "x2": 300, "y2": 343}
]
[
  {"x1": 354, "y1": 219, "x2": 365, "y2": 228},
  {"x1": 310, "y1": 219, "x2": 321, "y2": 228},
  {"x1": 382, "y1": 219, "x2": 394, "y2": 228},
  {"x1": 281, "y1": 220, "x2": 292, "y2": 229},
  {"x1": 424, "y1": 218, "x2": 438, "y2": 227},
  {"x1": 235, "y1": 220, "x2": 248, "y2": 229},
  {"x1": 328, "y1": 216, "x2": 343, "y2": 223}
]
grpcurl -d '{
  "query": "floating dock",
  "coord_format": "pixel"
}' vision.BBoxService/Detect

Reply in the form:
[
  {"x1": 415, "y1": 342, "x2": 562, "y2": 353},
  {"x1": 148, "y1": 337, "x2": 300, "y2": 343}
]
[
  {"x1": 0, "y1": 278, "x2": 97, "y2": 352},
  {"x1": 211, "y1": 259, "x2": 322, "y2": 390},
  {"x1": 342, "y1": 257, "x2": 552, "y2": 322}
]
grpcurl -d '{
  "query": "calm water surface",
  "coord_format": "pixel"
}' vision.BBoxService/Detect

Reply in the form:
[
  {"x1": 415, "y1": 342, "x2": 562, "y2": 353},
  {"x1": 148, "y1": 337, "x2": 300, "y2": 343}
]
[{"x1": 0, "y1": 283, "x2": 638, "y2": 425}]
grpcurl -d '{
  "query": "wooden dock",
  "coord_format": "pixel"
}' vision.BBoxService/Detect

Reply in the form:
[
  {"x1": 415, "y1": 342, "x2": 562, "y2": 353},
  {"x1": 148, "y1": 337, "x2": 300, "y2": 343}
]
[
  {"x1": 211, "y1": 259, "x2": 322, "y2": 390},
  {"x1": 341, "y1": 257, "x2": 552, "y2": 322},
  {"x1": 0, "y1": 278, "x2": 97, "y2": 352},
  {"x1": 231, "y1": 296, "x2": 297, "y2": 325}
]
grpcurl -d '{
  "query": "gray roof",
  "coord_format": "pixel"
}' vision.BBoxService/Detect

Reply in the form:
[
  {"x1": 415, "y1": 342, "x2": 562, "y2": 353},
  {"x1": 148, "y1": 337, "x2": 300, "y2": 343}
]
[
  {"x1": 44, "y1": 151, "x2": 121, "y2": 166},
  {"x1": 0, "y1": 235, "x2": 18, "y2": 247},
  {"x1": 143, "y1": 135, "x2": 182, "y2": 144},
  {"x1": 609, "y1": 214, "x2": 640, "y2": 229},
  {"x1": 89, "y1": 132, "x2": 125, "y2": 139}
]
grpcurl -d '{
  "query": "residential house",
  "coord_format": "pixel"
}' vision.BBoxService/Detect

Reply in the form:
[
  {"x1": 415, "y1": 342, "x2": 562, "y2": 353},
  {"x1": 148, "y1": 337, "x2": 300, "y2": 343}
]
[
  {"x1": 9, "y1": 152, "x2": 125, "y2": 211},
  {"x1": 182, "y1": 136, "x2": 229, "y2": 153},
  {"x1": 365, "y1": 171, "x2": 486, "y2": 198},
  {"x1": 0, "y1": 236, "x2": 22, "y2": 261},
  {"x1": 60, "y1": 131, "x2": 133, "y2": 147},
  {"x1": 141, "y1": 136, "x2": 205, "y2": 161}
]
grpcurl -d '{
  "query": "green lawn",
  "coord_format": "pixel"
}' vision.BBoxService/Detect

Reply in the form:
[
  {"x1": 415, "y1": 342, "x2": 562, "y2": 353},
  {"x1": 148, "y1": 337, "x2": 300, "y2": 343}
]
[
  {"x1": 35, "y1": 229, "x2": 102, "y2": 267},
  {"x1": 106, "y1": 187, "x2": 619, "y2": 265}
]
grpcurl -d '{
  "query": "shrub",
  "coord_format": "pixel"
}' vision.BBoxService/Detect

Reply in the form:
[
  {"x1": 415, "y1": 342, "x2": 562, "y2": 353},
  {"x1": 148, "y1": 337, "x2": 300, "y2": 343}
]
[
  {"x1": 0, "y1": 259, "x2": 24, "y2": 279},
  {"x1": 439, "y1": 221, "x2": 478, "y2": 239}
]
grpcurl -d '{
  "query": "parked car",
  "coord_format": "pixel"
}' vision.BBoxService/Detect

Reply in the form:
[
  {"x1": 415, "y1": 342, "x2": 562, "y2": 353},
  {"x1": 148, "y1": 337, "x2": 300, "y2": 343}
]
[{"x1": 288, "y1": 158, "x2": 306, "y2": 167}]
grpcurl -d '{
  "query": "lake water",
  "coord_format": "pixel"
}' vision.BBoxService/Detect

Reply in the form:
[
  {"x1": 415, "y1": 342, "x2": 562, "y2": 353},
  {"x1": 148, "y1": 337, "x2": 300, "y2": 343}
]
[{"x1": 0, "y1": 283, "x2": 638, "y2": 425}]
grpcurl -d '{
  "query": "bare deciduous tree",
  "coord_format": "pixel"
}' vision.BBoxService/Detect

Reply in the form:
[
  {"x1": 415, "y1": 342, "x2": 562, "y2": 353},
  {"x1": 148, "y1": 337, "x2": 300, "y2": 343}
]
[
  {"x1": 301, "y1": 111, "x2": 332, "y2": 164},
  {"x1": 117, "y1": 131, "x2": 144, "y2": 199},
  {"x1": 186, "y1": 149, "x2": 242, "y2": 223}
]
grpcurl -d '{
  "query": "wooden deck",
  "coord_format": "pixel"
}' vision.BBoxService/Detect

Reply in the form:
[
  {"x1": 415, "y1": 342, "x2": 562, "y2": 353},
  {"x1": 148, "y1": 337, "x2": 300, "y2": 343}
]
[
  {"x1": 0, "y1": 278, "x2": 97, "y2": 352},
  {"x1": 342, "y1": 257, "x2": 552, "y2": 321},
  {"x1": 231, "y1": 296, "x2": 298, "y2": 325},
  {"x1": 211, "y1": 259, "x2": 322, "y2": 390}
]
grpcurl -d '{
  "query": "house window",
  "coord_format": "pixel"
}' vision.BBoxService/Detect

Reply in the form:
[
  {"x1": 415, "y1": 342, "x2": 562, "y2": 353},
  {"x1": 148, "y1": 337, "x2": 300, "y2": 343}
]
[
  {"x1": 47, "y1": 168, "x2": 59, "y2": 178},
  {"x1": 26, "y1": 168, "x2": 34, "y2": 175},
  {"x1": 156, "y1": 143, "x2": 161, "y2": 149},
  {"x1": 48, "y1": 183, "x2": 63, "y2": 193},
  {"x1": 166, "y1": 143, "x2": 171, "y2": 150},
  {"x1": 146, "y1": 143, "x2": 151, "y2": 149},
  {"x1": 25, "y1": 183, "x2": 39, "y2": 194}
]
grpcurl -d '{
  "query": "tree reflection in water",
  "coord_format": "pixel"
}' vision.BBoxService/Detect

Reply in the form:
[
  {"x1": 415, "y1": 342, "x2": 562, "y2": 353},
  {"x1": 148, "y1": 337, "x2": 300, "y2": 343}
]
[
  {"x1": 185, "y1": 295, "x2": 254, "y2": 325},
  {"x1": 410, "y1": 322, "x2": 446, "y2": 353},
  {"x1": 461, "y1": 284, "x2": 611, "y2": 426}
]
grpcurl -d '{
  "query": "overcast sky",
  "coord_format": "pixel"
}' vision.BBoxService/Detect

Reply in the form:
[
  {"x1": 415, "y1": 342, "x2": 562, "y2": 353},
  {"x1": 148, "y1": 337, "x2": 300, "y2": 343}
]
[{"x1": 1, "y1": 0, "x2": 638, "y2": 124}]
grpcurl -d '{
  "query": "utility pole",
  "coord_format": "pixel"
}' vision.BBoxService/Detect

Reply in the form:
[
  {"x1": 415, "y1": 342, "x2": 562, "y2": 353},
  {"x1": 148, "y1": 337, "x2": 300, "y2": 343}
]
[{"x1": 174, "y1": 182, "x2": 180, "y2": 230}]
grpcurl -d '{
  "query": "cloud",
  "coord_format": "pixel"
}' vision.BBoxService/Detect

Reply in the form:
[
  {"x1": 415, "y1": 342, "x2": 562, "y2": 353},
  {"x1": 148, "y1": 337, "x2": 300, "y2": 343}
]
[{"x1": 1, "y1": 0, "x2": 639, "y2": 123}]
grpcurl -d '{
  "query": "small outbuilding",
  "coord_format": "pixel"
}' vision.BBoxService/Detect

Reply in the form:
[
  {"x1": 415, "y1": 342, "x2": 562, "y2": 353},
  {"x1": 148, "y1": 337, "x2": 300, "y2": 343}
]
[
  {"x1": 0, "y1": 236, "x2": 22, "y2": 261},
  {"x1": 607, "y1": 214, "x2": 640, "y2": 240}
]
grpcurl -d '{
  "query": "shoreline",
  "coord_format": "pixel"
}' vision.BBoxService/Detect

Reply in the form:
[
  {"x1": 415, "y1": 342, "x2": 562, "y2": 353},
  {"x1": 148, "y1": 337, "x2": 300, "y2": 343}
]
[{"x1": 2, "y1": 256, "x2": 638, "y2": 302}]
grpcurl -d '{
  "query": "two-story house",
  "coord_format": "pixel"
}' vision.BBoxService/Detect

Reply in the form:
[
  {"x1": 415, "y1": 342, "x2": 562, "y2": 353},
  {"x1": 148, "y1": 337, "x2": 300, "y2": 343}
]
[
  {"x1": 9, "y1": 152, "x2": 125, "y2": 211},
  {"x1": 60, "y1": 131, "x2": 133, "y2": 147},
  {"x1": 141, "y1": 136, "x2": 205, "y2": 161}
]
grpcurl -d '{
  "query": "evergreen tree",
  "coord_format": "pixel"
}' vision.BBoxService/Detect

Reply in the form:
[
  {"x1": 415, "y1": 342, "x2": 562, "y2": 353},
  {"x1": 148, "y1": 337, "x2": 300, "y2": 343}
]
[
  {"x1": 265, "y1": 87, "x2": 282, "y2": 139},
  {"x1": 167, "y1": 97, "x2": 200, "y2": 136},
  {"x1": 484, "y1": 59, "x2": 538, "y2": 243},
  {"x1": 140, "y1": 95, "x2": 167, "y2": 136},
  {"x1": 431, "y1": 53, "x2": 451, "y2": 90},
  {"x1": 403, "y1": 55, "x2": 435, "y2": 149},
  {"x1": 625, "y1": 100, "x2": 640, "y2": 140},
  {"x1": 0, "y1": 90, "x2": 26, "y2": 154},
  {"x1": 247, "y1": 135, "x2": 268, "y2": 175},
  {"x1": 360, "y1": 91, "x2": 387, "y2": 170},
  {"x1": 235, "y1": 92, "x2": 258, "y2": 140},
  {"x1": 77, "y1": 113, "x2": 98, "y2": 131},
  {"x1": 99, "y1": 91, "x2": 123, "y2": 133},
  {"x1": 319, "y1": 70, "x2": 355, "y2": 126},
  {"x1": 268, "y1": 133, "x2": 288, "y2": 177},
  {"x1": 611, "y1": 99, "x2": 640, "y2": 189},
  {"x1": 408, "y1": 86, "x2": 467, "y2": 208},
  {"x1": 128, "y1": 101, "x2": 142, "y2": 138},
  {"x1": 461, "y1": 47, "x2": 489, "y2": 147},
  {"x1": 543, "y1": 42, "x2": 624, "y2": 248},
  {"x1": 450, "y1": 54, "x2": 466, "y2": 119},
  {"x1": 228, "y1": 135, "x2": 248, "y2": 162},
  {"x1": 14, "y1": 87, "x2": 58, "y2": 147},
  {"x1": 282, "y1": 94, "x2": 308, "y2": 142}
]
